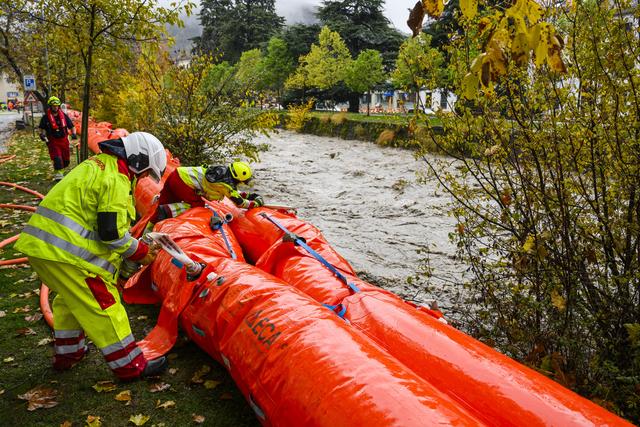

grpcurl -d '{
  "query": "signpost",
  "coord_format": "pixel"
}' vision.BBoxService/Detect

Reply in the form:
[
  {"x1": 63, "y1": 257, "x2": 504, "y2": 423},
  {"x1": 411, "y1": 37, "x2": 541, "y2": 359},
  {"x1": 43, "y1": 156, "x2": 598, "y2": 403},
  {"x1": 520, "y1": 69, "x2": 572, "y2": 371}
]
[{"x1": 24, "y1": 91, "x2": 38, "y2": 137}]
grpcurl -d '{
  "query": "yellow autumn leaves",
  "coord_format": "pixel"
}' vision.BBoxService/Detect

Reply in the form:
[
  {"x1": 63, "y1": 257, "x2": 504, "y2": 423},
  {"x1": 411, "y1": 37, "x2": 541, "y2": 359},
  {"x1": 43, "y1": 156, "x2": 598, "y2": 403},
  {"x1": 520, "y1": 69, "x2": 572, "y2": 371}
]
[{"x1": 457, "y1": 0, "x2": 567, "y2": 99}]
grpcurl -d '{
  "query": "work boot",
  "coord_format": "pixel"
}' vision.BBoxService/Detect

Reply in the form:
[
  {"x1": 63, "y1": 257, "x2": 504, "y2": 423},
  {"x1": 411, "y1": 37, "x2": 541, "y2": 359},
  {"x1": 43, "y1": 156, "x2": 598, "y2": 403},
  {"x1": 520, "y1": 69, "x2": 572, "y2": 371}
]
[
  {"x1": 141, "y1": 356, "x2": 168, "y2": 377},
  {"x1": 53, "y1": 172, "x2": 64, "y2": 181}
]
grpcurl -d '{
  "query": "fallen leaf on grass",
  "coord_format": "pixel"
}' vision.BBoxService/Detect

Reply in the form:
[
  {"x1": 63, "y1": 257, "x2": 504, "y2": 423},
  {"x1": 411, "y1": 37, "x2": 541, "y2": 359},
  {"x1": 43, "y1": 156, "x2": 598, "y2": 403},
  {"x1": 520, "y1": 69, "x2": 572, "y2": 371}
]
[
  {"x1": 129, "y1": 414, "x2": 150, "y2": 425},
  {"x1": 0, "y1": 389, "x2": 5, "y2": 395},
  {"x1": 60, "y1": 421, "x2": 72, "y2": 427},
  {"x1": 168, "y1": 368, "x2": 178, "y2": 375},
  {"x1": 191, "y1": 365, "x2": 211, "y2": 384},
  {"x1": 204, "y1": 380, "x2": 221, "y2": 390},
  {"x1": 86, "y1": 415, "x2": 102, "y2": 426},
  {"x1": 0, "y1": 310, "x2": 6, "y2": 317},
  {"x1": 25, "y1": 313, "x2": 43, "y2": 323},
  {"x1": 136, "y1": 315, "x2": 148, "y2": 320},
  {"x1": 16, "y1": 327, "x2": 37, "y2": 336},
  {"x1": 37, "y1": 337, "x2": 54, "y2": 346},
  {"x1": 13, "y1": 305, "x2": 31, "y2": 313},
  {"x1": 148, "y1": 382, "x2": 170, "y2": 393},
  {"x1": 155, "y1": 400, "x2": 176, "y2": 409},
  {"x1": 17, "y1": 385, "x2": 59, "y2": 410},
  {"x1": 3, "y1": 357, "x2": 14, "y2": 363},
  {"x1": 192, "y1": 414, "x2": 205, "y2": 424},
  {"x1": 115, "y1": 390, "x2": 132, "y2": 403},
  {"x1": 92, "y1": 381, "x2": 117, "y2": 393},
  {"x1": 219, "y1": 392, "x2": 233, "y2": 400},
  {"x1": 167, "y1": 353, "x2": 178, "y2": 360}
]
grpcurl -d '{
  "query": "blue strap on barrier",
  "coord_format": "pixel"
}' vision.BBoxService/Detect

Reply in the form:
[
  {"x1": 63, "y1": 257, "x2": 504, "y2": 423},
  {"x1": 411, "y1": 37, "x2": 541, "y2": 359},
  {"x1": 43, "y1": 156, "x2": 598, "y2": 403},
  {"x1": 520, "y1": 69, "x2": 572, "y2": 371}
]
[
  {"x1": 260, "y1": 213, "x2": 360, "y2": 294},
  {"x1": 206, "y1": 208, "x2": 237, "y2": 260},
  {"x1": 322, "y1": 303, "x2": 347, "y2": 318}
]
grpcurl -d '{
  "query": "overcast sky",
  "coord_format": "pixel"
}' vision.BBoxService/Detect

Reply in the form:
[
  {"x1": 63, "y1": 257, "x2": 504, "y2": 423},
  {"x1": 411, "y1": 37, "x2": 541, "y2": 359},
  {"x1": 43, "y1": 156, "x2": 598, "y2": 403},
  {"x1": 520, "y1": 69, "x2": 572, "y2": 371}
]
[{"x1": 274, "y1": 0, "x2": 416, "y2": 34}]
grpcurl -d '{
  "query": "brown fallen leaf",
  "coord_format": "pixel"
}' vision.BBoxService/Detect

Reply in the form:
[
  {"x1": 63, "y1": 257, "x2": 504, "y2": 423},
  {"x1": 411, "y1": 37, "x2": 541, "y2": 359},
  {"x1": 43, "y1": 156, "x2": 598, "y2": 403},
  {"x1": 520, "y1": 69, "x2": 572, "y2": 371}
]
[
  {"x1": 25, "y1": 313, "x2": 43, "y2": 323},
  {"x1": 219, "y1": 392, "x2": 233, "y2": 400},
  {"x1": 17, "y1": 385, "x2": 59, "y2": 410},
  {"x1": 168, "y1": 368, "x2": 178, "y2": 375},
  {"x1": 0, "y1": 389, "x2": 5, "y2": 395},
  {"x1": 136, "y1": 315, "x2": 148, "y2": 320},
  {"x1": 60, "y1": 421, "x2": 72, "y2": 427},
  {"x1": 192, "y1": 414, "x2": 205, "y2": 424},
  {"x1": 92, "y1": 381, "x2": 117, "y2": 393},
  {"x1": 155, "y1": 399, "x2": 176, "y2": 409},
  {"x1": 38, "y1": 337, "x2": 54, "y2": 346},
  {"x1": 148, "y1": 382, "x2": 170, "y2": 393},
  {"x1": 203, "y1": 380, "x2": 221, "y2": 390},
  {"x1": 115, "y1": 390, "x2": 132, "y2": 402},
  {"x1": 129, "y1": 414, "x2": 150, "y2": 425},
  {"x1": 191, "y1": 365, "x2": 211, "y2": 384},
  {"x1": 16, "y1": 327, "x2": 37, "y2": 337},
  {"x1": 86, "y1": 415, "x2": 102, "y2": 427}
]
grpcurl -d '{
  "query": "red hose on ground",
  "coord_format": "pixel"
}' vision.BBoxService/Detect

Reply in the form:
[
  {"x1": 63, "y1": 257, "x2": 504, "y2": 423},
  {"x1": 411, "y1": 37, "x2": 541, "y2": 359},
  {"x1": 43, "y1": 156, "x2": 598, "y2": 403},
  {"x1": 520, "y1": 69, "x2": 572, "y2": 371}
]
[
  {"x1": 40, "y1": 285, "x2": 53, "y2": 328},
  {"x1": 0, "y1": 203, "x2": 36, "y2": 212},
  {"x1": 0, "y1": 182, "x2": 45, "y2": 199},
  {"x1": 0, "y1": 257, "x2": 27, "y2": 265},
  {"x1": 0, "y1": 155, "x2": 16, "y2": 164}
]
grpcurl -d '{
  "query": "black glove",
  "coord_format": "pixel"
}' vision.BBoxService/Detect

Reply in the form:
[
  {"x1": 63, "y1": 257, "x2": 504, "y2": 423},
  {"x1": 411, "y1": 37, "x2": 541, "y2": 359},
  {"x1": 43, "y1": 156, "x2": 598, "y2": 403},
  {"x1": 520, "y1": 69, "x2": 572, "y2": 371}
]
[
  {"x1": 71, "y1": 133, "x2": 78, "y2": 140},
  {"x1": 39, "y1": 134, "x2": 47, "y2": 142},
  {"x1": 247, "y1": 193, "x2": 260, "y2": 200}
]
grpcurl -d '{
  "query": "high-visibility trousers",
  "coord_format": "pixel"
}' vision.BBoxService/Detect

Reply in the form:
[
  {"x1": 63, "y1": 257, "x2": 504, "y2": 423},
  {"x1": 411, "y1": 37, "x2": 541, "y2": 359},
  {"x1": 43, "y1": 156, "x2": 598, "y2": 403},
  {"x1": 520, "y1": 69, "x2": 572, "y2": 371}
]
[{"x1": 29, "y1": 257, "x2": 147, "y2": 379}]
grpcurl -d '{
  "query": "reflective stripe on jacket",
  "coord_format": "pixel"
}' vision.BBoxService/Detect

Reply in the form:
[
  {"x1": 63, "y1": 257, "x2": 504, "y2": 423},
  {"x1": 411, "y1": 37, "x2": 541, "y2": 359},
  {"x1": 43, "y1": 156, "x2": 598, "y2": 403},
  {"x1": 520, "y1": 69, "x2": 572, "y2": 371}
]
[
  {"x1": 176, "y1": 166, "x2": 243, "y2": 203},
  {"x1": 15, "y1": 153, "x2": 137, "y2": 280}
]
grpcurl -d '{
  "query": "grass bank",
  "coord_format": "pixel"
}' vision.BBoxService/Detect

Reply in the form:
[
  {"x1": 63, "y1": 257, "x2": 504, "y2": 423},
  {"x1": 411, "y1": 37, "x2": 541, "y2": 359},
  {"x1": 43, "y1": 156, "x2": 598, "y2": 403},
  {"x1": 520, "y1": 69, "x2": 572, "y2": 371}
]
[
  {"x1": 287, "y1": 111, "x2": 443, "y2": 149},
  {"x1": 0, "y1": 131, "x2": 257, "y2": 426}
]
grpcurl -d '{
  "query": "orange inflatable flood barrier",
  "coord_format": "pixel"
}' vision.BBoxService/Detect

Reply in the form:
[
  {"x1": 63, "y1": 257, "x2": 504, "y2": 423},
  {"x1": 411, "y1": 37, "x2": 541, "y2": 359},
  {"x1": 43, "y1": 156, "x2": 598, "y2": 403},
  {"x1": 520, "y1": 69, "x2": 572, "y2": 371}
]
[
  {"x1": 201, "y1": 200, "x2": 631, "y2": 426},
  {"x1": 126, "y1": 208, "x2": 486, "y2": 426}
]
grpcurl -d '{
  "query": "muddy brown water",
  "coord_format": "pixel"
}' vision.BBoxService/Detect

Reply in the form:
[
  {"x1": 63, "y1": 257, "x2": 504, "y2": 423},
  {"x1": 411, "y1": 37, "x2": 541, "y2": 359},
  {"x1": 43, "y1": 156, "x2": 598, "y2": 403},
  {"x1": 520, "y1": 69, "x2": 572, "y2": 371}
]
[{"x1": 248, "y1": 130, "x2": 467, "y2": 308}]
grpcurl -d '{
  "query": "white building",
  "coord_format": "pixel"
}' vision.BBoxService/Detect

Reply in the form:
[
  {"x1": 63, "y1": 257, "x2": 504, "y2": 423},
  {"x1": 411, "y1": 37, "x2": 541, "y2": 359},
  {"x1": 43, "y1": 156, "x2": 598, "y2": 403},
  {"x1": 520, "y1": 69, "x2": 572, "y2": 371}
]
[{"x1": 0, "y1": 73, "x2": 22, "y2": 104}]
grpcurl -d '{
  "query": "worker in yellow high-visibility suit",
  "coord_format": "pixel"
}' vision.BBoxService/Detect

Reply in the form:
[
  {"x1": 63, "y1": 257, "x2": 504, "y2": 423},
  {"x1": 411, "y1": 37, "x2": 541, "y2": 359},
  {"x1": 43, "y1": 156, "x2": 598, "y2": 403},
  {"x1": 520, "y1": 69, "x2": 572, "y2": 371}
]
[
  {"x1": 149, "y1": 161, "x2": 264, "y2": 222},
  {"x1": 15, "y1": 132, "x2": 168, "y2": 380}
]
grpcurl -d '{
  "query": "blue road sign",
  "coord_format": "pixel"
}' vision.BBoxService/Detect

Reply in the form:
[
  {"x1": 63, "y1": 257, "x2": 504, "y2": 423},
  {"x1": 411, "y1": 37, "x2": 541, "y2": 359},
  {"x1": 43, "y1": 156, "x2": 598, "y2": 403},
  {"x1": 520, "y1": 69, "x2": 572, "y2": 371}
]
[{"x1": 23, "y1": 75, "x2": 36, "y2": 91}]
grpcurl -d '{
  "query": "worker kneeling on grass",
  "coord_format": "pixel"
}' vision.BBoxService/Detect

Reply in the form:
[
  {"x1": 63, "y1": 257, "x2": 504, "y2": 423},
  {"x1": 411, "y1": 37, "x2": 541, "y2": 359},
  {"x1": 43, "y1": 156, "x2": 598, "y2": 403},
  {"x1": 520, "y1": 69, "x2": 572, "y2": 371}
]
[
  {"x1": 15, "y1": 132, "x2": 168, "y2": 380},
  {"x1": 149, "y1": 161, "x2": 264, "y2": 223}
]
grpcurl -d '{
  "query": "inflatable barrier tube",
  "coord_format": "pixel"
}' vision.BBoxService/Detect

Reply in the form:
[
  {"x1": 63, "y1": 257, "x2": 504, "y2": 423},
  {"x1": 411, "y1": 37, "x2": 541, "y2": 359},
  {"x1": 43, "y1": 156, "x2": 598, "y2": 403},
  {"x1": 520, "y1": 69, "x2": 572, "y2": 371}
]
[
  {"x1": 128, "y1": 210, "x2": 487, "y2": 426},
  {"x1": 210, "y1": 202, "x2": 631, "y2": 427}
]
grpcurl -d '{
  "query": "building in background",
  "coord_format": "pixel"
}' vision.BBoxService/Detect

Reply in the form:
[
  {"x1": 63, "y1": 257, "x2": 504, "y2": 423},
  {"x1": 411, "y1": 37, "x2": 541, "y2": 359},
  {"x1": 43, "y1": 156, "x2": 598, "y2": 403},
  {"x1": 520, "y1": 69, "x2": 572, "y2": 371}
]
[{"x1": 0, "y1": 73, "x2": 22, "y2": 107}]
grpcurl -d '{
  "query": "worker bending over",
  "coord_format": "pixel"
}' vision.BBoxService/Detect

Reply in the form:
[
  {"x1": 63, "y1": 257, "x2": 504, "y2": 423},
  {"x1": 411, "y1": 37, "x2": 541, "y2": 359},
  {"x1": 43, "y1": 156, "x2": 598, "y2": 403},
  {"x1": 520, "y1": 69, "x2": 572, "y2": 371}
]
[{"x1": 150, "y1": 161, "x2": 263, "y2": 223}]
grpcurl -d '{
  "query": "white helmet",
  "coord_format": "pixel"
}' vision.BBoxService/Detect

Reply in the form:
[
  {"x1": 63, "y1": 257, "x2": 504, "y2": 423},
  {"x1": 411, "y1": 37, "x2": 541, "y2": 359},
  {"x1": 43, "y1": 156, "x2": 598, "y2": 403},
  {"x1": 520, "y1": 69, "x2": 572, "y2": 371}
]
[{"x1": 121, "y1": 132, "x2": 166, "y2": 183}]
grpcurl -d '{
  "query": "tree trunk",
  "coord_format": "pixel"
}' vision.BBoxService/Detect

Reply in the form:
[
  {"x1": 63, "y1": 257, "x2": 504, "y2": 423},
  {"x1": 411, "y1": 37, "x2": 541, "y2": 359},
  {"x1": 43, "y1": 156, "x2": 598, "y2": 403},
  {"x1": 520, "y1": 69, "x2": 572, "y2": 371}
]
[
  {"x1": 347, "y1": 92, "x2": 359, "y2": 113},
  {"x1": 79, "y1": 5, "x2": 96, "y2": 162},
  {"x1": 367, "y1": 90, "x2": 370, "y2": 116}
]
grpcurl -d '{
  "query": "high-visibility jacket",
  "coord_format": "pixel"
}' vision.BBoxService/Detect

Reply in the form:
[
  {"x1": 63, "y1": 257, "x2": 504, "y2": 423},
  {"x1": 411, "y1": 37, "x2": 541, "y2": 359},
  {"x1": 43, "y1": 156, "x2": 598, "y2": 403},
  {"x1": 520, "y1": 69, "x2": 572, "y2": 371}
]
[
  {"x1": 177, "y1": 166, "x2": 250, "y2": 207},
  {"x1": 15, "y1": 153, "x2": 139, "y2": 281}
]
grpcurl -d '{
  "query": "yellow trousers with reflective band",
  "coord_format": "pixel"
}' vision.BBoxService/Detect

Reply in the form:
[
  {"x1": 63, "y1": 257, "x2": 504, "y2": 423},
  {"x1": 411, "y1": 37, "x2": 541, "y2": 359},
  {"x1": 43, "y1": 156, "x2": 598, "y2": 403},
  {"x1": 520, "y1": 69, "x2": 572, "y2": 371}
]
[{"x1": 29, "y1": 257, "x2": 146, "y2": 379}]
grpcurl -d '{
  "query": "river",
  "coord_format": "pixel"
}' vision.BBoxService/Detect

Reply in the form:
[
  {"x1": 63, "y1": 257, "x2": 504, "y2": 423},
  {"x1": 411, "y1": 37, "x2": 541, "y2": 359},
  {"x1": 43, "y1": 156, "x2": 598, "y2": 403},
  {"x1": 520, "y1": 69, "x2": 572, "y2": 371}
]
[{"x1": 249, "y1": 130, "x2": 466, "y2": 309}]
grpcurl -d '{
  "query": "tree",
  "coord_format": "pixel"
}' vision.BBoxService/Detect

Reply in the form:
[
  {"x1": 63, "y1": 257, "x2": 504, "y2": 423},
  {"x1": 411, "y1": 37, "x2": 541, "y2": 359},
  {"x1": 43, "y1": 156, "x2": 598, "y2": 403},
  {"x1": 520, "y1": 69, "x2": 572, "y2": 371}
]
[
  {"x1": 416, "y1": 0, "x2": 640, "y2": 421},
  {"x1": 196, "y1": 0, "x2": 284, "y2": 63},
  {"x1": 391, "y1": 33, "x2": 444, "y2": 113},
  {"x1": 234, "y1": 48, "x2": 266, "y2": 106},
  {"x1": 261, "y1": 37, "x2": 294, "y2": 108},
  {"x1": 40, "y1": 0, "x2": 190, "y2": 161},
  {"x1": 344, "y1": 49, "x2": 385, "y2": 115},
  {"x1": 286, "y1": 26, "x2": 352, "y2": 93},
  {"x1": 0, "y1": 0, "x2": 83, "y2": 111},
  {"x1": 279, "y1": 24, "x2": 321, "y2": 64},
  {"x1": 316, "y1": 0, "x2": 404, "y2": 69}
]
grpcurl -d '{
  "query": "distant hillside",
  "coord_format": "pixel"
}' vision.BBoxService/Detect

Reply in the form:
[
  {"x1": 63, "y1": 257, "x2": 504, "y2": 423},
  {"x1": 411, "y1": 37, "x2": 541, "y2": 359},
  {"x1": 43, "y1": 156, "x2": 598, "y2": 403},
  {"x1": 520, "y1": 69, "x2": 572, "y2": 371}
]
[{"x1": 166, "y1": 11, "x2": 200, "y2": 55}]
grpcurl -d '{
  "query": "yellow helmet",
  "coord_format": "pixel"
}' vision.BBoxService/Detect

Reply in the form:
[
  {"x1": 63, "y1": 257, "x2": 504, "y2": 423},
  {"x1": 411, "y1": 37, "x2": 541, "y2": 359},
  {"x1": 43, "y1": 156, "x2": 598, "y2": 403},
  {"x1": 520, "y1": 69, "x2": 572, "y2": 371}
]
[
  {"x1": 229, "y1": 161, "x2": 252, "y2": 183},
  {"x1": 47, "y1": 96, "x2": 61, "y2": 106}
]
